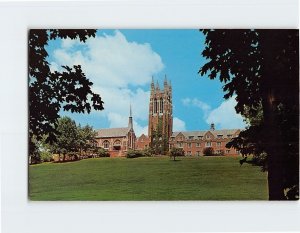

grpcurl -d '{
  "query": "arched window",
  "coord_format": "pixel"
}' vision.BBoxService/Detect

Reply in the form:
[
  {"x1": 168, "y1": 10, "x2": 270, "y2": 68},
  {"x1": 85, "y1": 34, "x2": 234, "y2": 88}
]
[
  {"x1": 160, "y1": 98, "x2": 163, "y2": 113},
  {"x1": 103, "y1": 140, "x2": 110, "y2": 149},
  {"x1": 113, "y1": 140, "x2": 121, "y2": 151},
  {"x1": 154, "y1": 98, "x2": 157, "y2": 113},
  {"x1": 113, "y1": 140, "x2": 121, "y2": 146}
]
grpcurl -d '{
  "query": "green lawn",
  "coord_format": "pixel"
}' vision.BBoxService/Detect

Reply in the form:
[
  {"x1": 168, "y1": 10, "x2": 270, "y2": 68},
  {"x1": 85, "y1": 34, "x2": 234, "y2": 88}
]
[{"x1": 29, "y1": 156, "x2": 268, "y2": 200}]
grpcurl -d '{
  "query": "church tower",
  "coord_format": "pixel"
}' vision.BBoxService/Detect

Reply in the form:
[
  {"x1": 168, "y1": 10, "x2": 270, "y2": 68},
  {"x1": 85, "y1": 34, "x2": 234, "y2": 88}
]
[
  {"x1": 148, "y1": 75, "x2": 173, "y2": 153},
  {"x1": 127, "y1": 104, "x2": 136, "y2": 150}
]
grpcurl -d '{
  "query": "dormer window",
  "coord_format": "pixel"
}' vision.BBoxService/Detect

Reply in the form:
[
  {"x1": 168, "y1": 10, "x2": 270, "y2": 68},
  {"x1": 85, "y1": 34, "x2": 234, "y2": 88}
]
[
  {"x1": 188, "y1": 136, "x2": 194, "y2": 140},
  {"x1": 206, "y1": 135, "x2": 210, "y2": 139},
  {"x1": 198, "y1": 136, "x2": 203, "y2": 140},
  {"x1": 227, "y1": 134, "x2": 232, "y2": 138},
  {"x1": 217, "y1": 135, "x2": 223, "y2": 139}
]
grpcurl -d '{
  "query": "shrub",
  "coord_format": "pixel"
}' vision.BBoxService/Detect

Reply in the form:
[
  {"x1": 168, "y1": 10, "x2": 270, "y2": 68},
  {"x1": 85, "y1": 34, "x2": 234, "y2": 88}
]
[
  {"x1": 40, "y1": 150, "x2": 53, "y2": 162},
  {"x1": 94, "y1": 148, "x2": 110, "y2": 157},
  {"x1": 169, "y1": 147, "x2": 185, "y2": 161},
  {"x1": 126, "y1": 150, "x2": 145, "y2": 158},
  {"x1": 203, "y1": 147, "x2": 214, "y2": 156}
]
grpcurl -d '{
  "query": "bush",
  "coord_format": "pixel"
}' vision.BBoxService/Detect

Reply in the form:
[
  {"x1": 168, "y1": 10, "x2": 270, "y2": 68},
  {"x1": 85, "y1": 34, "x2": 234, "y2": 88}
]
[
  {"x1": 40, "y1": 150, "x2": 53, "y2": 162},
  {"x1": 126, "y1": 150, "x2": 145, "y2": 158},
  {"x1": 94, "y1": 148, "x2": 110, "y2": 157},
  {"x1": 169, "y1": 147, "x2": 185, "y2": 161},
  {"x1": 203, "y1": 147, "x2": 214, "y2": 156}
]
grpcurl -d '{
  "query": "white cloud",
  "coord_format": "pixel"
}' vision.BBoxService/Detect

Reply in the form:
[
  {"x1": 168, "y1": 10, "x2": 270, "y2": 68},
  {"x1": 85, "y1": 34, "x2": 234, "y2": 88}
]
[
  {"x1": 173, "y1": 117, "x2": 186, "y2": 132},
  {"x1": 181, "y1": 97, "x2": 211, "y2": 117},
  {"x1": 50, "y1": 30, "x2": 163, "y2": 135},
  {"x1": 205, "y1": 97, "x2": 247, "y2": 129}
]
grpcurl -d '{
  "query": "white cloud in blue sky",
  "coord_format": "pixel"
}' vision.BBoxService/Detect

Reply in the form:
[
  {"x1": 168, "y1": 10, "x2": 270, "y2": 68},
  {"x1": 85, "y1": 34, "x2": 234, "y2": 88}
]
[
  {"x1": 181, "y1": 96, "x2": 246, "y2": 129},
  {"x1": 49, "y1": 30, "x2": 164, "y2": 136},
  {"x1": 205, "y1": 97, "x2": 247, "y2": 129},
  {"x1": 47, "y1": 29, "x2": 245, "y2": 136}
]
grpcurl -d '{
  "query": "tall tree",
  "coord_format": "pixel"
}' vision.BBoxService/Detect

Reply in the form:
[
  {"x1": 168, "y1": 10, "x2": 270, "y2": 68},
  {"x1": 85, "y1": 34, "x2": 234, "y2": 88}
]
[
  {"x1": 199, "y1": 29, "x2": 299, "y2": 200},
  {"x1": 29, "y1": 29, "x2": 104, "y2": 156},
  {"x1": 51, "y1": 117, "x2": 78, "y2": 161}
]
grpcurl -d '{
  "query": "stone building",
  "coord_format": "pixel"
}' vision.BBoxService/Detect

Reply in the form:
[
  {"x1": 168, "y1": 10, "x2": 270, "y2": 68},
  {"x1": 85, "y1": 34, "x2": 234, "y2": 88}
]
[{"x1": 95, "y1": 106, "x2": 136, "y2": 157}]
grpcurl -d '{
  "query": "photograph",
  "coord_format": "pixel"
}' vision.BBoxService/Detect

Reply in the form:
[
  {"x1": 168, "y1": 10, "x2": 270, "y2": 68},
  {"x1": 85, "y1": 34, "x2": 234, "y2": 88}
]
[{"x1": 28, "y1": 29, "x2": 299, "y2": 201}]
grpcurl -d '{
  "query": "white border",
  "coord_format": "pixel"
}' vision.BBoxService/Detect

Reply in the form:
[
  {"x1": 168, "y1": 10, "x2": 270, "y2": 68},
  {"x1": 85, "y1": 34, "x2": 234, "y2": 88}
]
[{"x1": 0, "y1": 1, "x2": 299, "y2": 233}]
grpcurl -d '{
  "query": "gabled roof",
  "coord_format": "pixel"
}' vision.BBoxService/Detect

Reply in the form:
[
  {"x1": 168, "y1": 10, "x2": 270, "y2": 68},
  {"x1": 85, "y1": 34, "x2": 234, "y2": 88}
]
[
  {"x1": 171, "y1": 129, "x2": 241, "y2": 139},
  {"x1": 96, "y1": 127, "x2": 129, "y2": 138}
]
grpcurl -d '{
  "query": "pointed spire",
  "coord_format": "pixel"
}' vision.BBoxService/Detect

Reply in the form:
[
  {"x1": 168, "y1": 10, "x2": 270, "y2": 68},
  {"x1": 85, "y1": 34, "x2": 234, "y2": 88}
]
[
  {"x1": 130, "y1": 103, "x2": 132, "y2": 117},
  {"x1": 156, "y1": 80, "x2": 160, "y2": 90},
  {"x1": 128, "y1": 103, "x2": 133, "y2": 130},
  {"x1": 164, "y1": 74, "x2": 168, "y2": 88},
  {"x1": 151, "y1": 76, "x2": 155, "y2": 91}
]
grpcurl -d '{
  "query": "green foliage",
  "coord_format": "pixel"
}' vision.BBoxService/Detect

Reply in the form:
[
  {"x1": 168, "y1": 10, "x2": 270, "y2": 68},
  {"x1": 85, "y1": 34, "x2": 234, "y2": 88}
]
[
  {"x1": 150, "y1": 117, "x2": 169, "y2": 155},
  {"x1": 94, "y1": 147, "x2": 110, "y2": 157},
  {"x1": 50, "y1": 117, "x2": 79, "y2": 161},
  {"x1": 251, "y1": 152, "x2": 267, "y2": 171},
  {"x1": 29, "y1": 156, "x2": 268, "y2": 200},
  {"x1": 126, "y1": 150, "x2": 145, "y2": 158},
  {"x1": 29, "y1": 29, "x2": 104, "y2": 157},
  {"x1": 40, "y1": 150, "x2": 53, "y2": 162},
  {"x1": 199, "y1": 29, "x2": 299, "y2": 200},
  {"x1": 77, "y1": 124, "x2": 98, "y2": 156},
  {"x1": 169, "y1": 147, "x2": 185, "y2": 161},
  {"x1": 203, "y1": 147, "x2": 214, "y2": 156}
]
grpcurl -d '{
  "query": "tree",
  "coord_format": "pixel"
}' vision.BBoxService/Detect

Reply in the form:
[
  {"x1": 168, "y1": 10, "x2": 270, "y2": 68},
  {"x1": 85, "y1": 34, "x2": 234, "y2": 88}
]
[
  {"x1": 29, "y1": 29, "x2": 104, "y2": 157},
  {"x1": 51, "y1": 117, "x2": 78, "y2": 161},
  {"x1": 169, "y1": 147, "x2": 185, "y2": 161},
  {"x1": 77, "y1": 124, "x2": 98, "y2": 158},
  {"x1": 202, "y1": 147, "x2": 214, "y2": 156},
  {"x1": 199, "y1": 29, "x2": 299, "y2": 200}
]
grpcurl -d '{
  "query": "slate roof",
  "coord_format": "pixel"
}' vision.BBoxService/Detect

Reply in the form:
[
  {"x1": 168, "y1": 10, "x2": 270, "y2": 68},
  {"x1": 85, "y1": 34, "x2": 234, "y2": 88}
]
[
  {"x1": 171, "y1": 129, "x2": 240, "y2": 139},
  {"x1": 96, "y1": 127, "x2": 129, "y2": 138}
]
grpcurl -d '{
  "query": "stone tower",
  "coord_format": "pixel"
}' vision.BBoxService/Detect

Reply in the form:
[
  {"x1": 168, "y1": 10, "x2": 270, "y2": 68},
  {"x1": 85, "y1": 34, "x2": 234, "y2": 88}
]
[{"x1": 148, "y1": 75, "x2": 173, "y2": 147}]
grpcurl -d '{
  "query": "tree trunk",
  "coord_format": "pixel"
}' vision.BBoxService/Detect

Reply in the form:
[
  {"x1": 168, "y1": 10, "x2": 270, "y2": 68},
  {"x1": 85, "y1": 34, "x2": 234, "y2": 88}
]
[{"x1": 260, "y1": 30, "x2": 286, "y2": 200}]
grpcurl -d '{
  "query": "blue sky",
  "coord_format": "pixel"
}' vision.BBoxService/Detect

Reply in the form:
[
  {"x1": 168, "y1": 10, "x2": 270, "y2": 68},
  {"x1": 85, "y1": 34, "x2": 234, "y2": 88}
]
[{"x1": 46, "y1": 29, "x2": 245, "y2": 136}]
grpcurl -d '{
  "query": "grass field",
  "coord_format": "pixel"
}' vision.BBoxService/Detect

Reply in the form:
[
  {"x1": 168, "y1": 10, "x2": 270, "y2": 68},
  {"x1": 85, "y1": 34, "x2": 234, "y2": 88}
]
[{"x1": 29, "y1": 156, "x2": 268, "y2": 200}]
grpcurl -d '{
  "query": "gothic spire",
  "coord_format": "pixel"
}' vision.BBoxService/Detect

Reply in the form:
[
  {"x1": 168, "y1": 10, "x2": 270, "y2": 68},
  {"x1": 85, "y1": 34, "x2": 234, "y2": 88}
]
[{"x1": 128, "y1": 103, "x2": 133, "y2": 131}]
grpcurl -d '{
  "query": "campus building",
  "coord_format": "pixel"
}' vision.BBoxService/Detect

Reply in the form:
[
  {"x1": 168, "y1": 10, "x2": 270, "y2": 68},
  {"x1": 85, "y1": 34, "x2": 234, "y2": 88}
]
[
  {"x1": 96, "y1": 75, "x2": 241, "y2": 157},
  {"x1": 136, "y1": 76, "x2": 241, "y2": 156},
  {"x1": 95, "y1": 106, "x2": 136, "y2": 157}
]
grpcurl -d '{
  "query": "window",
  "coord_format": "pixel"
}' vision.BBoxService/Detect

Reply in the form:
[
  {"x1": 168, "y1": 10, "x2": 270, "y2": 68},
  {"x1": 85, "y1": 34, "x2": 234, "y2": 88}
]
[
  {"x1": 177, "y1": 142, "x2": 183, "y2": 148},
  {"x1": 188, "y1": 136, "x2": 194, "y2": 140},
  {"x1": 154, "y1": 98, "x2": 158, "y2": 113},
  {"x1": 206, "y1": 135, "x2": 210, "y2": 139},
  {"x1": 217, "y1": 135, "x2": 223, "y2": 139},
  {"x1": 205, "y1": 142, "x2": 211, "y2": 147},
  {"x1": 227, "y1": 134, "x2": 232, "y2": 138},
  {"x1": 226, "y1": 150, "x2": 230, "y2": 154},
  {"x1": 187, "y1": 143, "x2": 192, "y2": 148},
  {"x1": 217, "y1": 142, "x2": 222, "y2": 147},
  {"x1": 103, "y1": 140, "x2": 110, "y2": 149},
  {"x1": 187, "y1": 151, "x2": 192, "y2": 156},
  {"x1": 196, "y1": 151, "x2": 201, "y2": 156},
  {"x1": 160, "y1": 98, "x2": 163, "y2": 113},
  {"x1": 198, "y1": 136, "x2": 203, "y2": 140},
  {"x1": 145, "y1": 145, "x2": 148, "y2": 149},
  {"x1": 196, "y1": 143, "x2": 200, "y2": 147}
]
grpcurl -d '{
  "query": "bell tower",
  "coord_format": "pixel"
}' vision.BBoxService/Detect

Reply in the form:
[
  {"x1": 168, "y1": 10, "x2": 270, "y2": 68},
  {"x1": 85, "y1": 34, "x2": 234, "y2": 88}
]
[{"x1": 148, "y1": 75, "x2": 173, "y2": 153}]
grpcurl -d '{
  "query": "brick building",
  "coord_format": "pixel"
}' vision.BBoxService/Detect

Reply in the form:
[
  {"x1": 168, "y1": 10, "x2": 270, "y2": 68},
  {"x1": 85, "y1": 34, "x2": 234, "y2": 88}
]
[
  {"x1": 96, "y1": 75, "x2": 241, "y2": 157},
  {"x1": 95, "y1": 106, "x2": 136, "y2": 157},
  {"x1": 135, "y1": 76, "x2": 242, "y2": 156}
]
